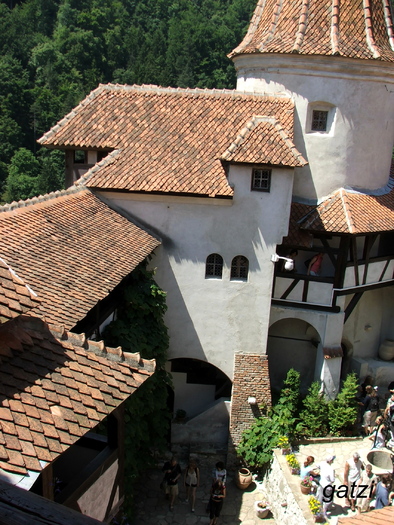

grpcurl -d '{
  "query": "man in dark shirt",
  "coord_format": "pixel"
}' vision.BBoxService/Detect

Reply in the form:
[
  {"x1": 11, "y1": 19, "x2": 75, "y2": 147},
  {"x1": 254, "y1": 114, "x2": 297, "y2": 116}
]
[{"x1": 162, "y1": 456, "x2": 182, "y2": 510}]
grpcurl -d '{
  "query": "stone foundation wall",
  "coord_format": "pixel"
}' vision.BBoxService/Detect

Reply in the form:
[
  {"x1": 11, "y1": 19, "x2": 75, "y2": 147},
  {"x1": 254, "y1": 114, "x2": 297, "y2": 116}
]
[
  {"x1": 229, "y1": 353, "x2": 272, "y2": 450},
  {"x1": 262, "y1": 451, "x2": 312, "y2": 525}
]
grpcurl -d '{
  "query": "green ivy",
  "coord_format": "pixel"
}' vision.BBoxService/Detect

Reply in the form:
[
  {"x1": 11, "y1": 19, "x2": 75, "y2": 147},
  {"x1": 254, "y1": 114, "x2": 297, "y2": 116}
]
[{"x1": 102, "y1": 261, "x2": 171, "y2": 516}]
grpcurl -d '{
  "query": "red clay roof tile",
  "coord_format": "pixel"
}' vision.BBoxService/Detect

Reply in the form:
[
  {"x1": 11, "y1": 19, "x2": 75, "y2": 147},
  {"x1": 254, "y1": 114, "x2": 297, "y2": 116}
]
[
  {"x1": 39, "y1": 84, "x2": 301, "y2": 197},
  {"x1": 0, "y1": 187, "x2": 160, "y2": 329},
  {"x1": 0, "y1": 260, "x2": 40, "y2": 324},
  {"x1": 231, "y1": 0, "x2": 394, "y2": 62},
  {"x1": 0, "y1": 315, "x2": 154, "y2": 476},
  {"x1": 298, "y1": 180, "x2": 394, "y2": 234}
]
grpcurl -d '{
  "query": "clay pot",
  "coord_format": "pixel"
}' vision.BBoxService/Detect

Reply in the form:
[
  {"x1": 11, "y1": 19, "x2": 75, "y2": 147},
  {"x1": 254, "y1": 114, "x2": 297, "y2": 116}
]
[
  {"x1": 378, "y1": 339, "x2": 394, "y2": 361},
  {"x1": 300, "y1": 484, "x2": 311, "y2": 495},
  {"x1": 236, "y1": 468, "x2": 253, "y2": 490},
  {"x1": 254, "y1": 501, "x2": 270, "y2": 519}
]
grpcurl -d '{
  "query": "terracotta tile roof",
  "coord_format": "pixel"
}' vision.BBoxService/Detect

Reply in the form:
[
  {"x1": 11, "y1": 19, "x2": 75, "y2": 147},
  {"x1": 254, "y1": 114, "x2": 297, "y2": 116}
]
[
  {"x1": 282, "y1": 201, "x2": 315, "y2": 247},
  {"x1": 0, "y1": 187, "x2": 160, "y2": 328},
  {"x1": 337, "y1": 505, "x2": 394, "y2": 524},
  {"x1": 230, "y1": 0, "x2": 394, "y2": 62},
  {"x1": 221, "y1": 116, "x2": 307, "y2": 167},
  {"x1": 0, "y1": 259, "x2": 40, "y2": 323},
  {"x1": 299, "y1": 180, "x2": 394, "y2": 234},
  {"x1": 0, "y1": 314, "x2": 155, "y2": 476},
  {"x1": 38, "y1": 84, "x2": 300, "y2": 197}
]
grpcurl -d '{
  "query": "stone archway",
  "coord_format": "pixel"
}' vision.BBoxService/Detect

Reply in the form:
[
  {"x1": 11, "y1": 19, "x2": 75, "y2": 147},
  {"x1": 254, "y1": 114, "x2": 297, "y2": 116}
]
[
  {"x1": 267, "y1": 318, "x2": 321, "y2": 396},
  {"x1": 168, "y1": 357, "x2": 232, "y2": 419}
]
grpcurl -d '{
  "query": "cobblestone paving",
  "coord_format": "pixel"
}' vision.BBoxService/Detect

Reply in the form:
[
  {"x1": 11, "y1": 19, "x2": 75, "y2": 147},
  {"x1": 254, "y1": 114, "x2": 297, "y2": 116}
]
[{"x1": 131, "y1": 447, "x2": 276, "y2": 525}]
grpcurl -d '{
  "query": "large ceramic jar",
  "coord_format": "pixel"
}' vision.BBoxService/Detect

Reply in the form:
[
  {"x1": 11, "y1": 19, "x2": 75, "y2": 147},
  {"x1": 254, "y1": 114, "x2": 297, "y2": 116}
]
[
  {"x1": 378, "y1": 340, "x2": 394, "y2": 361},
  {"x1": 236, "y1": 468, "x2": 253, "y2": 489}
]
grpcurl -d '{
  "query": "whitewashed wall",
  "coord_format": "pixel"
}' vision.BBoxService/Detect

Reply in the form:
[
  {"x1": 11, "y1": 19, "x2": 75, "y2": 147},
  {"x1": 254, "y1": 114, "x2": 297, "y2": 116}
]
[
  {"x1": 234, "y1": 54, "x2": 394, "y2": 201},
  {"x1": 99, "y1": 164, "x2": 294, "y2": 380}
]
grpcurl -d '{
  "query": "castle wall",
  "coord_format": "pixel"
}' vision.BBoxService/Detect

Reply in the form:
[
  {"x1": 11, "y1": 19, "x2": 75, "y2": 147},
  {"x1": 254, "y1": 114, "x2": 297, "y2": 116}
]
[{"x1": 234, "y1": 54, "x2": 394, "y2": 201}]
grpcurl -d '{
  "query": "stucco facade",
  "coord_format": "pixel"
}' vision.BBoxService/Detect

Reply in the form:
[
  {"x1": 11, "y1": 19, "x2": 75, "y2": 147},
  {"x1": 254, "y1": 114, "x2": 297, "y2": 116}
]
[
  {"x1": 98, "y1": 163, "x2": 295, "y2": 381},
  {"x1": 234, "y1": 54, "x2": 394, "y2": 201}
]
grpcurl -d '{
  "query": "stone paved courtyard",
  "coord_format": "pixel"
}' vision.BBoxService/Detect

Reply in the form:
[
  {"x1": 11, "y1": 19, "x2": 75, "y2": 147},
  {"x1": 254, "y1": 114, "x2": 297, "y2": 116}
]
[{"x1": 131, "y1": 447, "x2": 276, "y2": 525}]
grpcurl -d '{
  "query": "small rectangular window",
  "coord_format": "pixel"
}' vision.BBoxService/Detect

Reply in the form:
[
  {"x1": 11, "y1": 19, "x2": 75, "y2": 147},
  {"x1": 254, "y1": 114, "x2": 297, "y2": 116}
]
[
  {"x1": 74, "y1": 150, "x2": 87, "y2": 164},
  {"x1": 251, "y1": 169, "x2": 271, "y2": 192},
  {"x1": 311, "y1": 110, "x2": 328, "y2": 132}
]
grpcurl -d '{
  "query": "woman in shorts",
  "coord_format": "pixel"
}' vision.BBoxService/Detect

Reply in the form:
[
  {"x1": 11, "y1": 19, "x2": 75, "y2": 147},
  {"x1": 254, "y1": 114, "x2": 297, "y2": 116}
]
[{"x1": 184, "y1": 460, "x2": 199, "y2": 512}]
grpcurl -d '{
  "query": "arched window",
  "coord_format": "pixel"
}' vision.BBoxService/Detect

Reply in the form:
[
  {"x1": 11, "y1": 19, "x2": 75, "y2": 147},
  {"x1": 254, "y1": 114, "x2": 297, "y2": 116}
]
[
  {"x1": 231, "y1": 255, "x2": 249, "y2": 281},
  {"x1": 205, "y1": 253, "x2": 223, "y2": 278}
]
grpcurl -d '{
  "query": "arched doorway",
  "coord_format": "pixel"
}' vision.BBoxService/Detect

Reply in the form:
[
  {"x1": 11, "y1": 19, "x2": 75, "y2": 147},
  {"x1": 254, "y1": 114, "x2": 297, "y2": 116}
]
[
  {"x1": 267, "y1": 319, "x2": 320, "y2": 397},
  {"x1": 168, "y1": 358, "x2": 232, "y2": 418}
]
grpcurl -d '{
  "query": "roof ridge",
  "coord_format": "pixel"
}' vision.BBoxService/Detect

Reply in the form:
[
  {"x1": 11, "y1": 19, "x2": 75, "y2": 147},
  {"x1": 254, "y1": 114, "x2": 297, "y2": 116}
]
[
  {"x1": 228, "y1": 0, "x2": 266, "y2": 58},
  {"x1": 75, "y1": 149, "x2": 122, "y2": 187},
  {"x1": 220, "y1": 115, "x2": 307, "y2": 166},
  {"x1": 363, "y1": 0, "x2": 382, "y2": 58},
  {"x1": 339, "y1": 188, "x2": 355, "y2": 234},
  {"x1": 292, "y1": 0, "x2": 309, "y2": 53},
  {"x1": 331, "y1": 0, "x2": 340, "y2": 55},
  {"x1": 0, "y1": 185, "x2": 84, "y2": 214},
  {"x1": 48, "y1": 323, "x2": 156, "y2": 372},
  {"x1": 383, "y1": 0, "x2": 394, "y2": 51},
  {"x1": 97, "y1": 82, "x2": 292, "y2": 101}
]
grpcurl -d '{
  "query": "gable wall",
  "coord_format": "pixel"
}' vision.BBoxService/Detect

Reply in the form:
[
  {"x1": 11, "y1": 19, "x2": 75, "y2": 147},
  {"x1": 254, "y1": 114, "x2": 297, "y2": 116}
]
[{"x1": 99, "y1": 164, "x2": 294, "y2": 380}]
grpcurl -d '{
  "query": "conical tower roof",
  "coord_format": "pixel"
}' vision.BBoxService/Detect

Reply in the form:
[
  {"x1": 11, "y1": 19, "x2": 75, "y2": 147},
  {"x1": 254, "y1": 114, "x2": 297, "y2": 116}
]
[{"x1": 230, "y1": 0, "x2": 394, "y2": 62}]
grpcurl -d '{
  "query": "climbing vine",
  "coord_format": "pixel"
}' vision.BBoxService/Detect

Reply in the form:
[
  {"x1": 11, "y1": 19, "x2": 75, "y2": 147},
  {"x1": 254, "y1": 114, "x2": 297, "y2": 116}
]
[{"x1": 102, "y1": 261, "x2": 171, "y2": 515}]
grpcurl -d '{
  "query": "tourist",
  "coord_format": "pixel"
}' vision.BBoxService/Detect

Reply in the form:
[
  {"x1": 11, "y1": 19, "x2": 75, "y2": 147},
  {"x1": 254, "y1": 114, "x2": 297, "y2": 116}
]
[
  {"x1": 344, "y1": 452, "x2": 364, "y2": 511},
  {"x1": 374, "y1": 473, "x2": 391, "y2": 509},
  {"x1": 369, "y1": 416, "x2": 386, "y2": 449},
  {"x1": 307, "y1": 252, "x2": 324, "y2": 276},
  {"x1": 209, "y1": 479, "x2": 226, "y2": 525},
  {"x1": 362, "y1": 385, "x2": 379, "y2": 435},
  {"x1": 162, "y1": 456, "x2": 182, "y2": 511},
  {"x1": 355, "y1": 464, "x2": 376, "y2": 514},
  {"x1": 212, "y1": 461, "x2": 227, "y2": 486},
  {"x1": 317, "y1": 455, "x2": 335, "y2": 519},
  {"x1": 184, "y1": 459, "x2": 199, "y2": 512}
]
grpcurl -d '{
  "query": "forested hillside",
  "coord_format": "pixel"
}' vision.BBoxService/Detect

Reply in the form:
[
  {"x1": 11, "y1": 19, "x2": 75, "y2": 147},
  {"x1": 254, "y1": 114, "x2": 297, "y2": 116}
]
[{"x1": 0, "y1": 0, "x2": 256, "y2": 202}]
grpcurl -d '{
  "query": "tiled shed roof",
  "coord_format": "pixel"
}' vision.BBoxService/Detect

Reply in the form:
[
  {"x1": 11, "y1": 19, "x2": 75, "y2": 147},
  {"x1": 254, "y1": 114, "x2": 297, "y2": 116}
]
[
  {"x1": 299, "y1": 182, "x2": 394, "y2": 234},
  {"x1": 38, "y1": 84, "x2": 301, "y2": 197},
  {"x1": 231, "y1": 0, "x2": 394, "y2": 62},
  {"x1": 0, "y1": 259, "x2": 40, "y2": 323},
  {"x1": 0, "y1": 187, "x2": 160, "y2": 328},
  {"x1": 0, "y1": 314, "x2": 155, "y2": 477},
  {"x1": 282, "y1": 201, "x2": 315, "y2": 247}
]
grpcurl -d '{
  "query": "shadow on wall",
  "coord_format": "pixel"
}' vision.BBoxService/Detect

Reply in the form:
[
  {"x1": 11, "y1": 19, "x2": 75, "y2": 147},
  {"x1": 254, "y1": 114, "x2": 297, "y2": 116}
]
[{"x1": 267, "y1": 318, "x2": 320, "y2": 398}]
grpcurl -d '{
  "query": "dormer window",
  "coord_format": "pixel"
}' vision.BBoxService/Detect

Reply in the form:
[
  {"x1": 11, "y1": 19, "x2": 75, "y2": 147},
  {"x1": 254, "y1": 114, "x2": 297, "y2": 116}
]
[
  {"x1": 306, "y1": 102, "x2": 336, "y2": 134},
  {"x1": 251, "y1": 168, "x2": 271, "y2": 192}
]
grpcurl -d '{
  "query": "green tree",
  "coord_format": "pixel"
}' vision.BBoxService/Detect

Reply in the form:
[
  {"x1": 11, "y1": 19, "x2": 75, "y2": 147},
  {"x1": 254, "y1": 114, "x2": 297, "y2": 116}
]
[
  {"x1": 296, "y1": 381, "x2": 329, "y2": 437},
  {"x1": 4, "y1": 147, "x2": 40, "y2": 201},
  {"x1": 328, "y1": 373, "x2": 358, "y2": 436}
]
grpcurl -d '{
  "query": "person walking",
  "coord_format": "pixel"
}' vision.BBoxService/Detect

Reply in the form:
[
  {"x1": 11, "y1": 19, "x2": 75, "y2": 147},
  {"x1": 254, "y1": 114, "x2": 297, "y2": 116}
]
[
  {"x1": 184, "y1": 459, "x2": 199, "y2": 512},
  {"x1": 162, "y1": 456, "x2": 182, "y2": 511},
  {"x1": 355, "y1": 464, "x2": 376, "y2": 514},
  {"x1": 317, "y1": 455, "x2": 335, "y2": 519},
  {"x1": 344, "y1": 452, "x2": 364, "y2": 511},
  {"x1": 209, "y1": 479, "x2": 226, "y2": 525}
]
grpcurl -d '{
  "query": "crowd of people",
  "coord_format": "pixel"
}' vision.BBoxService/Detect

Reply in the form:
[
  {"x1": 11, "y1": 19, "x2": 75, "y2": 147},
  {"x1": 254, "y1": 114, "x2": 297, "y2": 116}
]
[
  {"x1": 161, "y1": 457, "x2": 227, "y2": 524},
  {"x1": 299, "y1": 451, "x2": 393, "y2": 520},
  {"x1": 357, "y1": 376, "x2": 394, "y2": 450}
]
